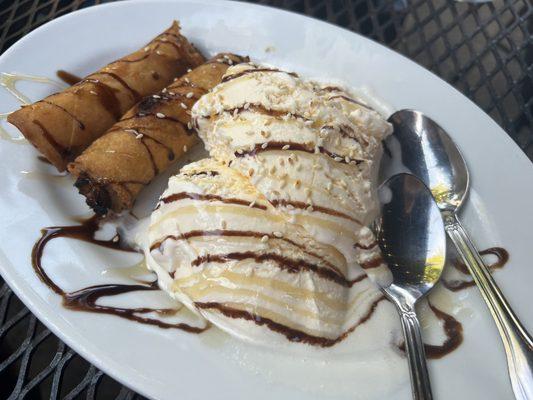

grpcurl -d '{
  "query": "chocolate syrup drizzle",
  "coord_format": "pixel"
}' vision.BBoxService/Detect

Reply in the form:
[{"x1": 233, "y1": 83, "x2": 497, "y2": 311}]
[
  {"x1": 196, "y1": 294, "x2": 385, "y2": 347},
  {"x1": 191, "y1": 251, "x2": 367, "y2": 288},
  {"x1": 399, "y1": 302, "x2": 463, "y2": 359},
  {"x1": 30, "y1": 214, "x2": 508, "y2": 355},
  {"x1": 31, "y1": 215, "x2": 206, "y2": 332},
  {"x1": 234, "y1": 141, "x2": 364, "y2": 165},
  {"x1": 221, "y1": 67, "x2": 298, "y2": 83},
  {"x1": 442, "y1": 247, "x2": 509, "y2": 291},
  {"x1": 56, "y1": 70, "x2": 82, "y2": 86}
]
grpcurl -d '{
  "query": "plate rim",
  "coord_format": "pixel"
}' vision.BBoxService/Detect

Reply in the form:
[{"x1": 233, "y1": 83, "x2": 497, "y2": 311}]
[{"x1": 0, "y1": 1, "x2": 531, "y2": 398}]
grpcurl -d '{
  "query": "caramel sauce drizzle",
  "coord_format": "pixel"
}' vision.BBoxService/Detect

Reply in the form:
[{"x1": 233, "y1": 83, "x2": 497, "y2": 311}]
[
  {"x1": 191, "y1": 251, "x2": 366, "y2": 288},
  {"x1": 160, "y1": 191, "x2": 267, "y2": 210},
  {"x1": 195, "y1": 295, "x2": 385, "y2": 347},
  {"x1": 150, "y1": 229, "x2": 344, "y2": 276},
  {"x1": 0, "y1": 72, "x2": 65, "y2": 145},
  {"x1": 270, "y1": 198, "x2": 362, "y2": 224}
]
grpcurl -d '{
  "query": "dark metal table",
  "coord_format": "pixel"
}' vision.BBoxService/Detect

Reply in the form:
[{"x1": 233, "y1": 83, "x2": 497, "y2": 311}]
[{"x1": 0, "y1": 0, "x2": 531, "y2": 398}]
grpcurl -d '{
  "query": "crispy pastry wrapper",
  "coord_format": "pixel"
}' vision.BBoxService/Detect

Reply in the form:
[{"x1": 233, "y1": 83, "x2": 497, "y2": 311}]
[
  {"x1": 68, "y1": 53, "x2": 249, "y2": 215},
  {"x1": 8, "y1": 21, "x2": 205, "y2": 171}
]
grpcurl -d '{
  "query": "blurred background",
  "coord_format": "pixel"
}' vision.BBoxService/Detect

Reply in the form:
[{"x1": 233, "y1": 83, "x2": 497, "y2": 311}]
[{"x1": 0, "y1": 0, "x2": 531, "y2": 398}]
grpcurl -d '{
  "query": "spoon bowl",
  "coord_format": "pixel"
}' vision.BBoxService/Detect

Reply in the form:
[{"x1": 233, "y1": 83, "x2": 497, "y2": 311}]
[
  {"x1": 382, "y1": 109, "x2": 533, "y2": 400},
  {"x1": 382, "y1": 109, "x2": 468, "y2": 212},
  {"x1": 374, "y1": 173, "x2": 446, "y2": 400},
  {"x1": 376, "y1": 173, "x2": 446, "y2": 301}
]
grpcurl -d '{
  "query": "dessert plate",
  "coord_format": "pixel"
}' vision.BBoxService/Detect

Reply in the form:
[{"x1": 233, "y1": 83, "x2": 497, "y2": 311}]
[{"x1": 0, "y1": 1, "x2": 532, "y2": 399}]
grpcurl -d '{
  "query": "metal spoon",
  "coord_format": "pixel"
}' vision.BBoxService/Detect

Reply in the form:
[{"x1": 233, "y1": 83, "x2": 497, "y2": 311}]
[
  {"x1": 375, "y1": 173, "x2": 446, "y2": 400},
  {"x1": 382, "y1": 109, "x2": 533, "y2": 400}
]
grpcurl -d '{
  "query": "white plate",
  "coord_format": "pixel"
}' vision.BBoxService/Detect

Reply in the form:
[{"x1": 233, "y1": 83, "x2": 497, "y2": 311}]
[{"x1": 0, "y1": 1, "x2": 532, "y2": 399}]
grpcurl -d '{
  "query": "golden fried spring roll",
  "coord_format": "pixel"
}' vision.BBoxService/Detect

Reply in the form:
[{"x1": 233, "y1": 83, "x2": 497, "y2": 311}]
[
  {"x1": 8, "y1": 21, "x2": 205, "y2": 171},
  {"x1": 68, "y1": 54, "x2": 249, "y2": 215}
]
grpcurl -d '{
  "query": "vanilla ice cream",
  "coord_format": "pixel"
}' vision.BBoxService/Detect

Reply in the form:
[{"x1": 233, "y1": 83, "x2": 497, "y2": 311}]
[{"x1": 143, "y1": 63, "x2": 394, "y2": 346}]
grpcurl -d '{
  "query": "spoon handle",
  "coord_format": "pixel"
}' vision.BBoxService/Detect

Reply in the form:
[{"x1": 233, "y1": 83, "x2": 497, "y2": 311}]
[
  {"x1": 398, "y1": 306, "x2": 433, "y2": 400},
  {"x1": 445, "y1": 213, "x2": 533, "y2": 400}
]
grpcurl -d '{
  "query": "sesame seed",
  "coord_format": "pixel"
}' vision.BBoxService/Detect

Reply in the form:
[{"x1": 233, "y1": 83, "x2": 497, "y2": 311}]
[
  {"x1": 135, "y1": 133, "x2": 144, "y2": 139},
  {"x1": 156, "y1": 50, "x2": 163, "y2": 55},
  {"x1": 345, "y1": 156, "x2": 350, "y2": 163},
  {"x1": 244, "y1": 102, "x2": 250, "y2": 110},
  {"x1": 228, "y1": 59, "x2": 233, "y2": 65},
  {"x1": 187, "y1": 122, "x2": 192, "y2": 129},
  {"x1": 334, "y1": 156, "x2": 343, "y2": 162},
  {"x1": 216, "y1": 58, "x2": 223, "y2": 63},
  {"x1": 162, "y1": 88, "x2": 168, "y2": 93},
  {"x1": 113, "y1": 236, "x2": 119, "y2": 242},
  {"x1": 249, "y1": 200, "x2": 256, "y2": 208},
  {"x1": 144, "y1": 46, "x2": 150, "y2": 51},
  {"x1": 273, "y1": 231, "x2": 283, "y2": 238},
  {"x1": 304, "y1": 120, "x2": 313, "y2": 126},
  {"x1": 89, "y1": 90, "x2": 97, "y2": 95},
  {"x1": 153, "y1": 94, "x2": 161, "y2": 99},
  {"x1": 187, "y1": 68, "x2": 192, "y2": 73},
  {"x1": 261, "y1": 235, "x2": 269, "y2": 242},
  {"x1": 185, "y1": 92, "x2": 194, "y2": 99},
  {"x1": 282, "y1": 144, "x2": 290, "y2": 150},
  {"x1": 261, "y1": 142, "x2": 268, "y2": 149},
  {"x1": 233, "y1": 109, "x2": 239, "y2": 117},
  {"x1": 184, "y1": 77, "x2": 190, "y2": 83},
  {"x1": 180, "y1": 103, "x2": 188, "y2": 109},
  {"x1": 236, "y1": 148, "x2": 244, "y2": 154},
  {"x1": 156, "y1": 112, "x2": 166, "y2": 118},
  {"x1": 186, "y1": 110, "x2": 191, "y2": 115},
  {"x1": 183, "y1": 145, "x2": 188, "y2": 152}
]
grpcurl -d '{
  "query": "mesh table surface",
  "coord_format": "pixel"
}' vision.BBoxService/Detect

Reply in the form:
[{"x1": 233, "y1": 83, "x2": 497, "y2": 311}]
[{"x1": 0, "y1": 0, "x2": 531, "y2": 398}]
